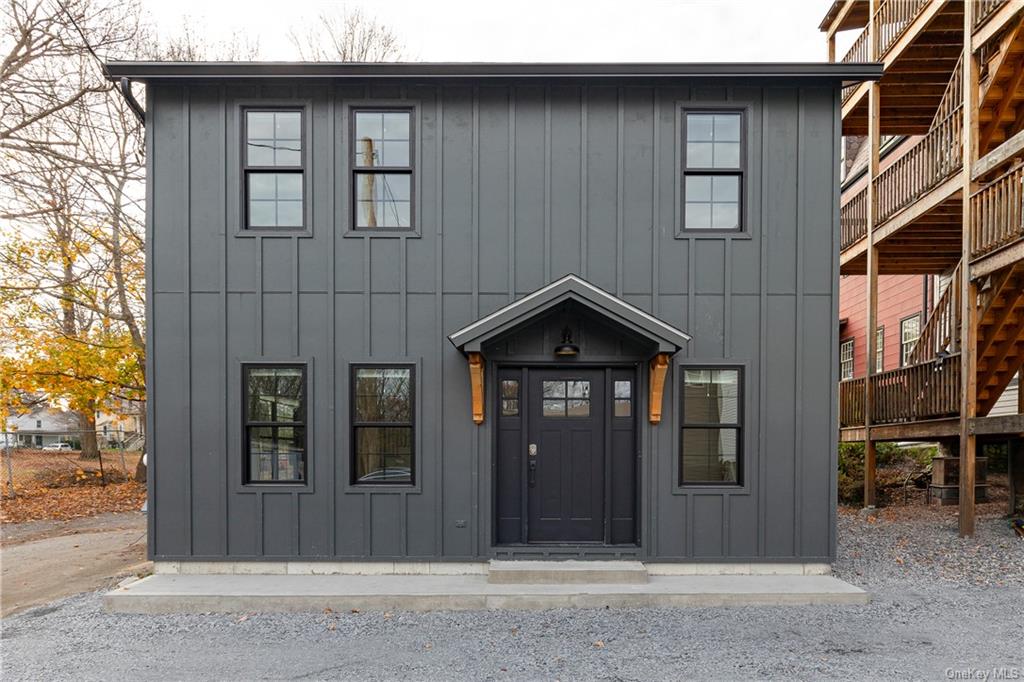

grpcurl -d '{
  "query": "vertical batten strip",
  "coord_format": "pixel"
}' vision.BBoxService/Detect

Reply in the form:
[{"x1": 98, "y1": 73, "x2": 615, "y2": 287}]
[
  {"x1": 580, "y1": 85, "x2": 589, "y2": 280},
  {"x1": 757, "y1": 89, "x2": 768, "y2": 558},
  {"x1": 793, "y1": 89, "x2": 805, "y2": 558},
  {"x1": 183, "y1": 88, "x2": 193, "y2": 556},
  {"x1": 471, "y1": 87, "x2": 481, "y2": 558},
  {"x1": 328, "y1": 85, "x2": 337, "y2": 556},
  {"x1": 434, "y1": 87, "x2": 445, "y2": 554},
  {"x1": 220, "y1": 84, "x2": 229, "y2": 555},
  {"x1": 616, "y1": 87, "x2": 625, "y2": 297},
  {"x1": 544, "y1": 87, "x2": 552, "y2": 282},
  {"x1": 145, "y1": 85, "x2": 157, "y2": 556},
  {"x1": 508, "y1": 87, "x2": 516, "y2": 300}
]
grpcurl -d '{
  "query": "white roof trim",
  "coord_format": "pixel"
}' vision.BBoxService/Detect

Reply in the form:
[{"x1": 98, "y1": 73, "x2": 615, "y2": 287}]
[{"x1": 449, "y1": 274, "x2": 691, "y2": 345}]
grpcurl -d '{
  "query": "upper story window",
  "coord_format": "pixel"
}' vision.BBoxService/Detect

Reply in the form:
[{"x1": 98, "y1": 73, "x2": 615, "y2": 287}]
[
  {"x1": 352, "y1": 110, "x2": 414, "y2": 230},
  {"x1": 243, "y1": 364, "x2": 307, "y2": 483},
  {"x1": 243, "y1": 109, "x2": 304, "y2": 229},
  {"x1": 680, "y1": 367, "x2": 742, "y2": 485},
  {"x1": 682, "y1": 111, "x2": 743, "y2": 231},
  {"x1": 351, "y1": 365, "x2": 415, "y2": 484},
  {"x1": 900, "y1": 315, "x2": 921, "y2": 366},
  {"x1": 840, "y1": 338, "x2": 855, "y2": 380}
]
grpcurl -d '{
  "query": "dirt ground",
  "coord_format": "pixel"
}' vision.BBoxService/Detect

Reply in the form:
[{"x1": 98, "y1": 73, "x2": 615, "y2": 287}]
[{"x1": 0, "y1": 511, "x2": 148, "y2": 617}]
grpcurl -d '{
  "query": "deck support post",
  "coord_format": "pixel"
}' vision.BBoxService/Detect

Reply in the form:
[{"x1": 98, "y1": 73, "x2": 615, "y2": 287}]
[
  {"x1": 959, "y1": 1, "x2": 980, "y2": 537},
  {"x1": 863, "y1": 12, "x2": 881, "y2": 509},
  {"x1": 468, "y1": 352, "x2": 484, "y2": 425}
]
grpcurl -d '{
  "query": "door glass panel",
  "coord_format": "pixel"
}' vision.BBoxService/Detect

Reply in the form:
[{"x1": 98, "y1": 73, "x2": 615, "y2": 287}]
[
  {"x1": 566, "y1": 381, "x2": 590, "y2": 398},
  {"x1": 566, "y1": 399, "x2": 590, "y2": 417},
  {"x1": 542, "y1": 381, "x2": 566, "y2": 398},
  {"x1": 614, "y1": 399, "x2": 631, "y2": 418},
  {"x1": 500, "y1": 379, "x2": 519, "y2": 417},
  {"x1": 542, "y1": 399, "x2": 566, "y2": 417}
]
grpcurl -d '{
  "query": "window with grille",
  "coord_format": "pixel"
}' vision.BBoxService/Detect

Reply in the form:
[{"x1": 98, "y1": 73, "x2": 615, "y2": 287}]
[
  {"x1": 243, "y1": 364, "x2": 306, "y2": 483},
  {"x1": 351, "y1": 110, "x2": 414, "y2": 230},
  {"x1": 840, "y1": 338, "x2": 854, "y2": 380},
  {"x1": 242, "y1": 109, "x2": 305, "y2": 229},
  {"x1": 682, "y1": 111, "x2": 744, "y2": 231},
  {"x1": 900, "y1": 315, "x2": 921, "y2": 367}
]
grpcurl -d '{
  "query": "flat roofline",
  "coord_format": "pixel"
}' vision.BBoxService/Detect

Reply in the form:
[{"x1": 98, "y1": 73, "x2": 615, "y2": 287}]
[{"x1": 105, "y1": 61, "x2": 882, "y2": 82}]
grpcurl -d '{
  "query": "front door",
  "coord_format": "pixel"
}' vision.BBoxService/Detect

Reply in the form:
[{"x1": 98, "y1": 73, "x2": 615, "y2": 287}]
[{"x1": 526, "y1": 369, "x2": 605, "y2": 542}]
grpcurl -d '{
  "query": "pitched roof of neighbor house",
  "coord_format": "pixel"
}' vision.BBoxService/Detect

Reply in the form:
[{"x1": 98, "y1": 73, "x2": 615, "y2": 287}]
[{"x1": 106, "y1": 61, "x2": 883, "y2": 82}]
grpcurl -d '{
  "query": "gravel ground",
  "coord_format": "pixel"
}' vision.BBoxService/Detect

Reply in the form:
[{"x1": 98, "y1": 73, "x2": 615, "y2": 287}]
[{"x1": 2, "y1": 506, "x2": 1022, "y2": 681}]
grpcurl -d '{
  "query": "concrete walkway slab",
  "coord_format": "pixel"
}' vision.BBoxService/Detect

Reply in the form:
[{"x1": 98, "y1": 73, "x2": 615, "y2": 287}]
[
  {"x1": 104, "y1": 573, "x2": 869, "y2": 613},
  {"x1": 487, "y1": 559, "x2": 649, "y2": 584}
]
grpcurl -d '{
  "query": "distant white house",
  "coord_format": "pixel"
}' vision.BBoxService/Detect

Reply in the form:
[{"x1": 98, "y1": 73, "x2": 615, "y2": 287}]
[
  {"x1": 96, "y1": 400, "x2": 145, "y2": 447},
  {"x1": 4, "y1": 407, "x2": 80, "y2": 448}
]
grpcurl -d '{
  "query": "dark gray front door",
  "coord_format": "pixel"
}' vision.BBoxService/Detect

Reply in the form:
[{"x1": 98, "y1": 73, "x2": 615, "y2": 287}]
[{"x1": 526, "y1": 369, "x2": 605, "y2": 542}]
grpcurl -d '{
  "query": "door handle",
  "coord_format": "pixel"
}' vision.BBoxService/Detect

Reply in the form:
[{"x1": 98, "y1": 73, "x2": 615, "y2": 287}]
[{"x1": 528, "y1": 443, "x2": 537, "y2": 487}]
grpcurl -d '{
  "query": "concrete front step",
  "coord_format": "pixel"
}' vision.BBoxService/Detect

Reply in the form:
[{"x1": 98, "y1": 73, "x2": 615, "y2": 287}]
[
  {"x1": 104, "y1": 574, "x2": 869, "y2": 613},
  {"x1": 487, "y1": 560, "x2": 648, "y2": 584}
]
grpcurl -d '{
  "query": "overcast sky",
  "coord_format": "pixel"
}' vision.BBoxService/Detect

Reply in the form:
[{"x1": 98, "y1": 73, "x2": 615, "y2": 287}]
[{"x1": 142, "y1": 0, "x2": 847, "y2": 63}]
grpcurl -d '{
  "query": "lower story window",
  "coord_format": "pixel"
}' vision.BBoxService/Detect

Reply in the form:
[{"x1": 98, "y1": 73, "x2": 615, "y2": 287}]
[
  {"x1": 840, "y1": 338, "x2": 854, "y2": 380},
  {"x1": 243, "y1": 364, "x2": 307, "y2": 483},
  {"x1": 680, "y1": 367, "x2": 742, "y2": 485},
  {"x1": 352, "y1": 365, "x2": 414, "y2": 485}
]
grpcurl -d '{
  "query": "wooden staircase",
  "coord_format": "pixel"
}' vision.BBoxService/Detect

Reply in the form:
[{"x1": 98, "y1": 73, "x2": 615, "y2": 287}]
[
  {"x1": 976, "y1": 261, "x2": 1024, "y2": 414},
  {"x1": 901, "y1": 258, "x2": 1024, "y2": 418}
]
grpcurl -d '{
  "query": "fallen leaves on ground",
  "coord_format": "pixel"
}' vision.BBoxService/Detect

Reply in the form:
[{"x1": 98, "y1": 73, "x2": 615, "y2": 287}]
[{"x1": 0, "y1": 481, "x2": 146, "y2": 524}]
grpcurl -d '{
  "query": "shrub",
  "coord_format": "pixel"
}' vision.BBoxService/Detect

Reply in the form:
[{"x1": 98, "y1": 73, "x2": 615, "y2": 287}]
[{"x1": 837, "y1": 442, "x2": 936, "y2": 506}]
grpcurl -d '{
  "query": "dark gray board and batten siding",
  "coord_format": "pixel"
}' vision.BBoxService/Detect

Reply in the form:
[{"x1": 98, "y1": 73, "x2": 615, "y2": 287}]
[{"x1": 146, "y1": 78, "x2": 841, "y2": 562}]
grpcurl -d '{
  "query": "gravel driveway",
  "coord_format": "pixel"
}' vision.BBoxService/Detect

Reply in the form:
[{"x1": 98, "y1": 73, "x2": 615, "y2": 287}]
[{"x1": 3, "y1": 507, "x2": 1022, "y2": 681}]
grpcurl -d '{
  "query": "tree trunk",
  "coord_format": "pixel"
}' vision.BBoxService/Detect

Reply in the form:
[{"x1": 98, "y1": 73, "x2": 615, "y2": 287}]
[{"x1": 78, "y1": 410, "x2": 99, "y2": 460}]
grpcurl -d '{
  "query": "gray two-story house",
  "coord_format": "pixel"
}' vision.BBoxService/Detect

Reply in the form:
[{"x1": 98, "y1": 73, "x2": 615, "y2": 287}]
[{"x1": 108, "y1": 61, "x2": 879, "y2": 570}]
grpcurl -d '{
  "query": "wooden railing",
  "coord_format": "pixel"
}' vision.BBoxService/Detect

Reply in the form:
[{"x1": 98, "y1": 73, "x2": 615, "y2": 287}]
[
  {"x1": 907, "y1": 260, "x2": 961, "y2": 364},
  {"x1": 875, "y1": 105, "x2": 963, "y2": 224},
  {"x1": 970, "y1": 161, "x2": 1024, "y2": 260},
  {"x1": 842, "y1": 25, "x2": 872, "y2": 64},
  {"x1": 839, "y1": 354, "x2": 961, "y2": 427},
  {"x1": 840, "y1": 187, "x2": 869, "y2": 251},
  {"x1": 840, "y1": 27, "x2": 873, "y2": 102},
  {"x1": 839, "y1": 377, "x2": 866, "y2": 428},
  {"x1": 872, "y1": 353, "x2": 961, "y2": 424},
  {"x1": 974, "y1": 0, "x2": 1008, "y2": 29},
  {"x1": 874, "y1": 0, "x2": 931, "y2": 57}
]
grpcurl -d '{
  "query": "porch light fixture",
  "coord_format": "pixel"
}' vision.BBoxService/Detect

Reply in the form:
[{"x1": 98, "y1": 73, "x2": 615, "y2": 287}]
[{"x1": 553, "y1": 327, "x2": 580, "y2": 357}]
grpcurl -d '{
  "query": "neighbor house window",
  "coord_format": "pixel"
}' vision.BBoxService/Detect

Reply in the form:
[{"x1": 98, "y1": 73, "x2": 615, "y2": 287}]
[
  {"x1": 875, "y1": 327, "x2": 884, "y2": 373},
  {"x1": 243, "y1": 109, "x2": 305, "y2": 229},
  {"x1": 840, "y1": 338, "x2": 854, "y2": 380},
  {"x1": 352, "y1": 109, "x2": 414, "y2": 230},
  {"x1": 352, "y1": 365, "x2": 414, "y2": 484},
  {"x1": 900, "y1": 315, "x2": 920, "y2": 366},
  {"x1": 683, "y1": 111, "x2": 743, "y2": 230},
  {"x1": 680, "y1": 367, "x2": 742, "y2": 485},
  {"x1": 243, "y1": 364, "x2": 306, "y2": 483}
]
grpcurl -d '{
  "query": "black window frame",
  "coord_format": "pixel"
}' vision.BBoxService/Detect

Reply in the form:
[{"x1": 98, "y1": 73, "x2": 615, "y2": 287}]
[
  {"x1": 242, "y1": 363, "x2": 308, "y2": 485},
  {"x1": 679, "y1": 365, "x2": 744, "y2": 486},
  {"x1": 681, "y1": 109, "x2": 746, "y2": 233},
  {"x1": 241, "y1": 106, "x2": 307, "y2": 231},
  {"x1": 350, "y1": 107, "x2": 416, "y2": 232},
  {"x1": 350, "y1": 363, "x2": 416, "y2": 486}
]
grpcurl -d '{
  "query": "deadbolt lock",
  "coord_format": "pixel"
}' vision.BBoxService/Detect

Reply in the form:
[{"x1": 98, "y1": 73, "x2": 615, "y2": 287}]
[{"x1": 528, "y1": 443, "x2": 538, "y2": 457}]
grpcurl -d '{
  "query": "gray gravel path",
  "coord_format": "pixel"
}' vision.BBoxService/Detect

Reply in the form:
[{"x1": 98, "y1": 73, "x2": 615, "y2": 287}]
[{"x1": 3, "y1": 510, "x2": 1022, "y2": 681}]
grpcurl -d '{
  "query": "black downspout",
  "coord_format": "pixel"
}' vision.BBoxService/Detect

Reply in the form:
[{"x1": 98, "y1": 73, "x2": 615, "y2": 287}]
[{"x1": 119, "y1": 77, "x2": 145, "y2": 126}]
